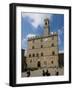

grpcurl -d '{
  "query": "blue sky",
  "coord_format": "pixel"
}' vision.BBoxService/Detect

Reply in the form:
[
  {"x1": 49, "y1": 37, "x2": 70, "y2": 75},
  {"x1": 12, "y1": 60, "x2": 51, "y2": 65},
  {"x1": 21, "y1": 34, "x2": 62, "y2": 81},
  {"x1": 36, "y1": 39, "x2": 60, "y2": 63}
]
[{"x1": 21, "y1": 12, "x2": 64, "y2": 53}]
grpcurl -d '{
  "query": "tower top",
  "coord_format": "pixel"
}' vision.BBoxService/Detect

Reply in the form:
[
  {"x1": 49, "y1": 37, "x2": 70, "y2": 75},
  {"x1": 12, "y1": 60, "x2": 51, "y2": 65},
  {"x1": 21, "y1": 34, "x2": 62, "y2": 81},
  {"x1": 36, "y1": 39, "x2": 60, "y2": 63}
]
[{"x1": 44, "y1": 18, "x2": 50, "y2": 36}]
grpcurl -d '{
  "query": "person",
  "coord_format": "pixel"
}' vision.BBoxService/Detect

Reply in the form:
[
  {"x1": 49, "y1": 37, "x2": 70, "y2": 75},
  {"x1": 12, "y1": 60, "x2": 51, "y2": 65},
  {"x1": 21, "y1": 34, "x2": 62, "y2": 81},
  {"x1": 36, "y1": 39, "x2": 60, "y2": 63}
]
[
  {"x1": 55, "y1": 71, "x2": 59, "y2": 75},
  {"x1": 46, "y1": 70, "x2": 50, "y2": 76},
  {"x1": 42, "y1": 70, "x2": 45, "y2": 76},
  {"x1": 27, "y1": 70, "x2": 30, "y2": 77}
]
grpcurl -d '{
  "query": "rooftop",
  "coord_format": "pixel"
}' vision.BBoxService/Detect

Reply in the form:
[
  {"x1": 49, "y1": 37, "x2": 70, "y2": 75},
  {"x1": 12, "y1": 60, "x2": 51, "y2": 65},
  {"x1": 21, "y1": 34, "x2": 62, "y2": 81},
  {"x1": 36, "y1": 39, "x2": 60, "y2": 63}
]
[{"x1": 28, "y1": 32, "x2": 58, "y2": 41}]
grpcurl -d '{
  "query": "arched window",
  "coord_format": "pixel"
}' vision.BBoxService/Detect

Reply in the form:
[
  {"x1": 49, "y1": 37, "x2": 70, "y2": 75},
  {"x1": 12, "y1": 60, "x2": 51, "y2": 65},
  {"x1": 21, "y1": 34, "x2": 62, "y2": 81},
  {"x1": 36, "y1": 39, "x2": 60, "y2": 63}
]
[
  {"x1": 41, "y1": 52, "x2": 43, "y2": 56},
  {"x1": 52, "y1": 51, "x2": 55, "y2": 55},
  {"x1": 37, "y1": 61, "x2": 41, "y2": 67},
  {"x1": 29, "y1": 54, "x2": 31, "y2": 57},
  {"x1": 33, "y1": 53, "x2": 35, "y2": 57},
  {"x1": 45, "y1": 22, "x2": 47, "y2": 25},
  {"x1": 32, "y1": 46, "x2": 34, "y2": 49},
  {"x1": 41, "y1": 45, "x2": 43, "y2": 48},
  {"x1": 51, "y1": 43, "x2": 54, "y2": 47},
  {"x1": 51, "y1": 61, "x2": 54, "y2": 64}
]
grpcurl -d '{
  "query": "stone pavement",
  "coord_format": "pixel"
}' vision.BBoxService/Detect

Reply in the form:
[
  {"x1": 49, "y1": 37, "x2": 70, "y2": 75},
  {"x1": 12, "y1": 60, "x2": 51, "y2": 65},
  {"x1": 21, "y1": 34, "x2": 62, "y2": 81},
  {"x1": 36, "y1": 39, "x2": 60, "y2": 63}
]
[{"x1": 21, "y1": 67, "x2": 64, "y2": 77}]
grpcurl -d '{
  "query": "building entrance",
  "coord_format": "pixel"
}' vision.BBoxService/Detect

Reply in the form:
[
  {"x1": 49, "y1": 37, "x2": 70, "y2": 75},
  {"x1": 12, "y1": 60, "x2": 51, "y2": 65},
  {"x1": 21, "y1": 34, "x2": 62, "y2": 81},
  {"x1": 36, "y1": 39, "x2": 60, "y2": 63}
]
[{"x1": 37, "y1": 61, "x2": 41, "y2": 68}]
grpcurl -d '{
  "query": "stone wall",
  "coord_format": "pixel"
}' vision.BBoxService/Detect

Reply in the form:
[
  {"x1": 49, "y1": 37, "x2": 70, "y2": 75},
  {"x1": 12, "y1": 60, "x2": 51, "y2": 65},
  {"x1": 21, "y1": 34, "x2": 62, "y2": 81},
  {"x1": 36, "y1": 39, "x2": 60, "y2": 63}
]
[{"x1": 26, "y1": 34, "x2": 59, "y2": 69}]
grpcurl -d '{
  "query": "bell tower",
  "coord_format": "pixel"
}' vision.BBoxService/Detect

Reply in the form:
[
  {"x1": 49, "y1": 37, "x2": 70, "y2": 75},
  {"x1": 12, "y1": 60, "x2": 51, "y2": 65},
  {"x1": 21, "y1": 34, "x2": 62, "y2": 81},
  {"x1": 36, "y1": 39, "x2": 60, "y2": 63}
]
[{"x1": 44, "y1": 18, "x2": 50, "y2": 36}]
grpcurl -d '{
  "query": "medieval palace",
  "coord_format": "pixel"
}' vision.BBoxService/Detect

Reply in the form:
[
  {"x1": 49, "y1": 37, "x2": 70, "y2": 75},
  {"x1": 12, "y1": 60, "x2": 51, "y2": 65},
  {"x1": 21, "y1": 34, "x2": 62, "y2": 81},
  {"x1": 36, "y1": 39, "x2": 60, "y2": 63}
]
[{"x1": 22, "y1": 17, "x2": 64, "y2": 77}]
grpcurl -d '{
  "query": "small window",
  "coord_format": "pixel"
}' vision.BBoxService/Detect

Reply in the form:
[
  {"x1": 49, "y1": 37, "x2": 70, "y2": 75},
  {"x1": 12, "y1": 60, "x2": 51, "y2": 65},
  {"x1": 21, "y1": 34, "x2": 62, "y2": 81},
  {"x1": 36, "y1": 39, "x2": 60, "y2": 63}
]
[
  {"x1": 32, "y1": 46, "x2": 34, "y2": 49},
  {"x1": 52, "y1": 51, "x2": 55, "y2": 55},
  {"x1": 41, "y1": 52, "x2": 43, "y2": 56},
  {"x1": 41, "y1": 45, "x2": 43, "y2": 48},
  {"x1": 51, "y1": 61, "x2": 53, "y2": 64},
  {"x1": 51, "y1": 43, "x2": 54, "y2": 47},
  {"x1": 33, "y1": 53, "x2": 35, "y2": 57},
  {"x1": 29, "y1": 54, "x2": 31, "y2": 57},
  {"x1": 45, "y1": 22, "x2": 47, "y2": 25}
]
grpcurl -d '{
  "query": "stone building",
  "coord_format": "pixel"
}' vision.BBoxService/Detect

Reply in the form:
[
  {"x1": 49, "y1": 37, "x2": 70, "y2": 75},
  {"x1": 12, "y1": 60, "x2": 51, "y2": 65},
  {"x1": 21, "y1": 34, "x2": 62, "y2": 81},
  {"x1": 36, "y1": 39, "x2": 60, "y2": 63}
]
[
  {"x1": 21, "y1": 49, "x2": 27, "y2": 72},
  {"x1": 26, "y1": 18, "x2": 59, "y2": 70}
]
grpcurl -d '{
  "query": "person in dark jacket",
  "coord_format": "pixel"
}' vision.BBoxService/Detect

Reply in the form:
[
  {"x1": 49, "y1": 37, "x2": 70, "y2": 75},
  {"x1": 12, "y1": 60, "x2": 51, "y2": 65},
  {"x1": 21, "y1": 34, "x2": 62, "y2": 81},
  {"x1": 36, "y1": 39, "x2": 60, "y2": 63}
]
[
  {"x1": 42, "y1": 70, "x2": 45, "y2": 76},
  {"x1": 46, "y1": 70, "x2": 50, "y2": 76},
  {"x1": 27, "y1": 70, "x2": 30, "y2": 77},
  {"x1": 55, "y1": 71, "x2": 59, "y2": 76}
]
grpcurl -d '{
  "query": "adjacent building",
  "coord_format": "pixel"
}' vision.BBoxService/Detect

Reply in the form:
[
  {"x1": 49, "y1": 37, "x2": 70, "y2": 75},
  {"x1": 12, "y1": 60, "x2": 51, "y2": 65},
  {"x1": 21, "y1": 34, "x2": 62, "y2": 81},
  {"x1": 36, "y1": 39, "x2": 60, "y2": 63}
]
[{"x1": 21, "y1": 49, "x2": 27, "y2": 72}]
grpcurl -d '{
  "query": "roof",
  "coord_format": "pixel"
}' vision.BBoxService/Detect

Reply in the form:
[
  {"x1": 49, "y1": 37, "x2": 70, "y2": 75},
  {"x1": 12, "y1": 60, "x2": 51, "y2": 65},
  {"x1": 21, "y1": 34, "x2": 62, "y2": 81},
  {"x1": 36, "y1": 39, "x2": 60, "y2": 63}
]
[{"x1": 28, "y1": 32, "x2": 58, "y2": 41}]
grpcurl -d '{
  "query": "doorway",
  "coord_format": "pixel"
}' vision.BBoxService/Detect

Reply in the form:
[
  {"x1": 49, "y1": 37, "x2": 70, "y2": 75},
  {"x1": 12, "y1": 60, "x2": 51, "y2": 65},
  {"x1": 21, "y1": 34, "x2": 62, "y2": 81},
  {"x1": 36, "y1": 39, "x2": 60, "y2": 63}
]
[{"x1": 37, "y1": 61, "x2": 41, "y2": 68}]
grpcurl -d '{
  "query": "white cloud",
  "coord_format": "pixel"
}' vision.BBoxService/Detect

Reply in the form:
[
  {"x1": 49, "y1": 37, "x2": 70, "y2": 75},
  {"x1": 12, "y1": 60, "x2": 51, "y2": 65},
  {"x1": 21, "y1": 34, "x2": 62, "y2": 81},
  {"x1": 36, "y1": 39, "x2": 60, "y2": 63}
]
[
  {"x1": 58, "y1": 27, "x2": 64, "y2": 46},
  {"x1": 22, "y1": 34, "x2": 36, "y2": 49},
  {"x1": 58, "y1": 36, "x2": 61, "y2": 45},
  {"x1": 44, "y1": 38, "x2": 48, "y2": 42},
  {"x1": 58, "y1": 29, "x2": 62, "y2": 34},
  {"x1": 59, "y1": 50, "x2": 64, "y2": 53},
  {"x1": 21, "y1": 38, "x2": 27, "y2": 49},
  {"x1": 22, "y1": 13, "x2": 52, "y2": 28},
  {"x1": 26, "y1": 33, "x2": 36, "y2": 38},
  {"x1": 58, "y1": 27, "x2": 64, "y2": 35}
]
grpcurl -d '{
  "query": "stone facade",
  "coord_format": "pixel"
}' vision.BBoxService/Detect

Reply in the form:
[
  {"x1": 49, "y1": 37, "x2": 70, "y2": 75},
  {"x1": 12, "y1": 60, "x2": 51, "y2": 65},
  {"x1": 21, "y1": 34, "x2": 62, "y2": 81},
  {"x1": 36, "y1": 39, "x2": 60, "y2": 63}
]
[{"x1": 26, "y1": 18, "x2": 59, "y2": 70}]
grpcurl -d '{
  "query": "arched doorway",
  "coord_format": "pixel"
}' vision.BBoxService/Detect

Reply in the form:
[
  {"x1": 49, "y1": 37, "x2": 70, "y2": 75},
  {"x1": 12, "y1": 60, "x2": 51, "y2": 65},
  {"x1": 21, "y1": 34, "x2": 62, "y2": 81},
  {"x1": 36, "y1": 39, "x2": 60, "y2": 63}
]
[{"x1": 37, "y1": 61, "x2": 41, "y2": 68}]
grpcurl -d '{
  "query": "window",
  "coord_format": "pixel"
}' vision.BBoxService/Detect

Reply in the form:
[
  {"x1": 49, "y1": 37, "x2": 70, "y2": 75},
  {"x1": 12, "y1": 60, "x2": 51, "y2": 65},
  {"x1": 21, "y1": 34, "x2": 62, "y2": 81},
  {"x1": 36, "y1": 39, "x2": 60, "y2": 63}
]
[
  {"x1": 41, "y1": 45, "x2": 43, "y2": 48},
  {"x1": 36, "y1": 53, "x2": 39, "y2": 57},
  {"x1": 29, "y1": 54, "x2": 31, "y2": 57},
  {"x1": 51, "y1": 61, "x2": 53, "y2": 64},
  {"x1": 37, "y1": 61, "x2": 41, "y2": 67},
  {"x1": 45, "y1": 22, "x2": 47, "y2": 25},
  {"x1": 32, "y1": 46, "x2": 34, "y2": 49},
  {"x1": 33, "y1": 53, "x2": 35, "y2": 57},
  {"x1": 51, "y1": 43, "x2": 54, "y2": 47},
  {"x1": 41, "y1": 52, "x2": 43, "y2": 56},
  {"x1": 52, "y1": 51, "x2": 55, "y2": 55}
]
